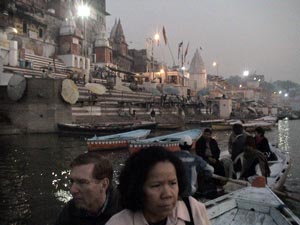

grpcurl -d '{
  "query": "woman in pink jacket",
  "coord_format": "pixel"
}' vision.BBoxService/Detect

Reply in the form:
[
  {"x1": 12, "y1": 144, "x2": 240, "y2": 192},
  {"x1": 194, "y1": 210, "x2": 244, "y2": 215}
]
[{"x1": 106, "y1": 146, "x2": 211, "y2": 225}]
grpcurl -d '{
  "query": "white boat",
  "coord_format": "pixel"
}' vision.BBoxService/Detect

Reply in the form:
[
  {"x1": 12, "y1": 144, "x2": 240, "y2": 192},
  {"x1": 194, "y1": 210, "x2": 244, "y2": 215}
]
[
  {"x1": 205, "y1": 186, "x2": 300, "y2": 225},
  {"x1": 242, "y1": 121, "x2": 274, "y2": 132},
  {"x1": 267, "y1": 146, "x2": 291, "y2": 190},
  {"x1": 221, "y1": 145, "x2": 291, "y2": 191}
]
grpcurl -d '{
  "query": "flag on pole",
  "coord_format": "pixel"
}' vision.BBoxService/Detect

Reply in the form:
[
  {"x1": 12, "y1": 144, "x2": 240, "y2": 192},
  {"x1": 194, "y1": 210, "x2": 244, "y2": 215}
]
[
  {"x1": 178, "y1": 41, "x2": 183, "y2": 60},
  {"x1": 162, "y1": 26, "x2": 167, "y2": 45},
  {"x1": 184, "y1": 42, "x2": 189, "y2": 63}
]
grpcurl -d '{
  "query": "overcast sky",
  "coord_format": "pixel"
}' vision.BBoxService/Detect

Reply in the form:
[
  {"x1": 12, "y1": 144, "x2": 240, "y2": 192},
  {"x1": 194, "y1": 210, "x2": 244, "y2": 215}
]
[{"x1": 106, "y1": 0, "x2": 300, "y2": 83}]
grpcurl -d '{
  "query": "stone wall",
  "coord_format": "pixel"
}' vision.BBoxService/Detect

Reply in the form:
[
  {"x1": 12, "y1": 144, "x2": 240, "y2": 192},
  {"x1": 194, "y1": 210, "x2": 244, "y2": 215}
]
[{"x1": 0, "y1": 78, "x2": 72, "y2": 133}]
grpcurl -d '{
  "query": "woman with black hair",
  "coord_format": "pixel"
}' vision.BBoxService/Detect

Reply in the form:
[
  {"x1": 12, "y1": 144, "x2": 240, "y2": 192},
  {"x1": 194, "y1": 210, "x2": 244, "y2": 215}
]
[{"x1": 106, "y1": 146, "x2": 211, "y2": 225}]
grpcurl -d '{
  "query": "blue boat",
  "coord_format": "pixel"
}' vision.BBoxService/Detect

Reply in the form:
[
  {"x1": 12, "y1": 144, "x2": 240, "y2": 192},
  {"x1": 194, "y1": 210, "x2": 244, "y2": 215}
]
[
  {"x1": 87, "y1": 129, "x2": 151, "y2": 151},
  {"x1": 129, "y1": 129, "x2": 202, "y2": 154}
]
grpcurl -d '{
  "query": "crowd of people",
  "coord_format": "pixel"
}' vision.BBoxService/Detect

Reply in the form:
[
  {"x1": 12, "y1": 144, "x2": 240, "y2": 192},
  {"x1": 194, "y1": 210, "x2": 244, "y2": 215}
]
[{"x1": 55, "y1": 124, "x2": 272, "y2": 225}]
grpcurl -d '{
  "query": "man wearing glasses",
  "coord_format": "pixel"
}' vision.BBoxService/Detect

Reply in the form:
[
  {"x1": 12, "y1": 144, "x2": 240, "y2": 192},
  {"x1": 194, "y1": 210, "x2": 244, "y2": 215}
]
[{"x1": 55, "y1": 152, "x2": 120, "y2": 225}]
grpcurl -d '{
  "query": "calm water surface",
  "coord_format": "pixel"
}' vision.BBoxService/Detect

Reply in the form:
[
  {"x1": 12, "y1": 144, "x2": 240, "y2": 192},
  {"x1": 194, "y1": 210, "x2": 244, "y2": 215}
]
[{"x1": 0, "y1": 119, "x2": 300, "y2": 225}]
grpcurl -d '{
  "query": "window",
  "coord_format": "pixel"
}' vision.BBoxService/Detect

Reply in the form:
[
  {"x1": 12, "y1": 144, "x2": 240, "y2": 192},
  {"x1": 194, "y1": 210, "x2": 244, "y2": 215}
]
[{"x1": 39, "y1": 28, "x2": 43, "y2": 38}]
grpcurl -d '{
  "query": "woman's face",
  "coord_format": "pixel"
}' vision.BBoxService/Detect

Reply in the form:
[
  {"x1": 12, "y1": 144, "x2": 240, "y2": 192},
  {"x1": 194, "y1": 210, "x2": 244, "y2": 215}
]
[{"x1": 143, "y1": 161, "x2": 179, "y2": 223}]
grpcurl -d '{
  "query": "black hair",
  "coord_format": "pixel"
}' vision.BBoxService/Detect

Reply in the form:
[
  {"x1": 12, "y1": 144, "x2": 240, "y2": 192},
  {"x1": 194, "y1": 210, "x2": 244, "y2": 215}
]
[
  {"x1": 232, "y1": 123, "x2": 243, "y2": 135},
  {"x1": 118, "y1": 146, "x2": 186, "y2": 211},
  {"x1": 203, "y1": 128, "x2": 212, "y2": 134},
  {"x1": 255, "y1": 126, "x2": 265, "y2": 136}
]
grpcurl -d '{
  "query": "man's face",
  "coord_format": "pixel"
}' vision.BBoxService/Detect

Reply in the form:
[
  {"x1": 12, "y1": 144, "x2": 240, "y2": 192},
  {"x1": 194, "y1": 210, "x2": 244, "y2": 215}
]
[
  {"x1": 203, "y1": 131, "x2": 212, "y2": 140},
  {"x1": 69, "y1": 164, "x2": 108, "y2": 213}
]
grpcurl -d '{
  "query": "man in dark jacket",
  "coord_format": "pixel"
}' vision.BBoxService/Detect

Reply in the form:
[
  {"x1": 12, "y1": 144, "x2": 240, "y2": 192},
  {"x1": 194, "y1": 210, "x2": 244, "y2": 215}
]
[
  {"x1": 55, "y1": 152, "x2": 120, "y2": 225},
  {"x1": 196, "y1": 128, "x2": 225, "y2": 176},
  {"x1": 229, "y1": 123, "x2": 249, "y2": 172},
  {"x1": 255, "y1": 126, "x2": 277, "y2": 161}
]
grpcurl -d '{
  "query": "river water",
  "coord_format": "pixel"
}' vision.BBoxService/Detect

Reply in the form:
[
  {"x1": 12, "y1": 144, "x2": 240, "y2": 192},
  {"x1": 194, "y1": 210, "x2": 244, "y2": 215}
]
[{"x1": 0, "y1": 119, "x2": 300, "y2": 225}]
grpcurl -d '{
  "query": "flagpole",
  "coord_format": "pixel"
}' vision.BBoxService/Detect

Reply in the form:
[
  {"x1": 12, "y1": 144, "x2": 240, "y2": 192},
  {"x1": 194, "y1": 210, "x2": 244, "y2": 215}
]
[{"x1": 167, "y1": 42, "x2": 175, "y2": 67}]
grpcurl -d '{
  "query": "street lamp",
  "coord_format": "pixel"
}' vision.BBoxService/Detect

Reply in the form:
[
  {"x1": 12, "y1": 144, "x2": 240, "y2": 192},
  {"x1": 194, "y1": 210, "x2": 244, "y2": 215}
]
[
  {"x1": 243, "y1": 70, "x2": 249, "y2": 76},
  {"x1": 77, "y1": 3, "x2": 90, "y2": 57},
  {"x1": 212, "y1": 61, "x2": 219, "y2": 76}
]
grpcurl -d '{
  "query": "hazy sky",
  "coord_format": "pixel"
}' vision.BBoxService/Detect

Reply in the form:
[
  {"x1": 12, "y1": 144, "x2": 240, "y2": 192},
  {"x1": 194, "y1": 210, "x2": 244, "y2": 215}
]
[{"x1": 106, "y1": 0, "x2": 300, "y2": 83}]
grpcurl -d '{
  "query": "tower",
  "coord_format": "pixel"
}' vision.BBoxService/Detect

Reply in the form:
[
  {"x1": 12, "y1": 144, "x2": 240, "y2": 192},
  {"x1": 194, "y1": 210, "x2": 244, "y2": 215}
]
[{"x1": 189, "y1": 48, "x2": 207, "y2": 92}]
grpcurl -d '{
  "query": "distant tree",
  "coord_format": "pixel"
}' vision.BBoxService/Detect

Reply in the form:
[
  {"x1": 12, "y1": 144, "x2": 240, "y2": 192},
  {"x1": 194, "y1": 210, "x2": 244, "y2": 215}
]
[
  {"x1": 259, "y1": 81, "x2": 275, "y2": 93},
  {"x1": 273, "y1": 80, "x2": 300, "y2": 91},
  {"x1": 226, "y1": 76, "x2": 242, "y2": 87}
]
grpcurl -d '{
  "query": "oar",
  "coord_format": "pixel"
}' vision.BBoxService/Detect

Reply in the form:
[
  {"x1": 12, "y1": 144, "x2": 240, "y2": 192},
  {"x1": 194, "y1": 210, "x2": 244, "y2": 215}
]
[
  {"x1": 213, "y1": 174, "x2": 300, "y2": 203},
  {"x1": 212, "y1": 174, "x2": 249, "y2": 186},
  {"x1": 273, "y1": 189, "x2": 300, "y2": 203}
]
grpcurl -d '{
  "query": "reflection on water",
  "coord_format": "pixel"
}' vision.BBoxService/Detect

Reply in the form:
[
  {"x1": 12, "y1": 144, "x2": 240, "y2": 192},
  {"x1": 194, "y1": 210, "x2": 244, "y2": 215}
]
[
  {"x1": 278, "y1": 118, "x2": 290, "y2": 151},
  {"x1": 1, "y1": 121, "x2": 300, "y2": 224}
]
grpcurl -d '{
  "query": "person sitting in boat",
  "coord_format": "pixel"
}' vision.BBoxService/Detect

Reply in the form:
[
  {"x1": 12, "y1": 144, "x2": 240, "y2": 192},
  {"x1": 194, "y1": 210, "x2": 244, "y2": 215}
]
[
  {"x1": 196, "y1": 128, "x2": 225, "y2": 177},
  {"x1": 174, "y1": 135, "x2": 214, "y2": 196},
  {"x1": 106, "y1": 146, "x2": 211, "y2": 225},
  {"x1": 55, "y1": 152, "x2": 121, "y2": 225},
  {"x1": 228, "y1": 123, "x2": 249, "y2": 173},
  {"x1": 255, "y1": 126, "x2": 277, "y2": 161},
  {"x1": 240, "y1": 136, "x2": 271, "y2": 183}
]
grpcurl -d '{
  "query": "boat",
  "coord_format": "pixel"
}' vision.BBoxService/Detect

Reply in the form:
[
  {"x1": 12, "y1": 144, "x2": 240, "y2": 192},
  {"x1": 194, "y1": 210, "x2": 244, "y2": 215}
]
[
  {"x1": 186, "y1": 119, "x2": 225, "y2": 126},
  {"x1": 242, "y1": 121, "x2": 274, "y2": 132},
  {"x1": 57, "y1": 121, "x2": 156, "y2": 134},
  {"x1": 128, "y1": 129, "x2": 202, "y2": 154},
  {"x1": 211, "y1": 119, "x2": 242, "y2": 131},
  {"x1": 87, "y1": 129, "x2": 151, "y2": 151},
  {"x1": 266, "y1": 145, "x2": 291, "y2": 191},
  {"x1": 205, "y1": 186, "x2": 300, "y2": 225},
  {"x1": 156, "y1": 123, "x2": 182, "y2": 130},
  {"x1": 254, "y1": 115, "x2": 278, "y2": 124},
  {"x1": 222, "y1": 145, "x2": 291, "y2": 191}
]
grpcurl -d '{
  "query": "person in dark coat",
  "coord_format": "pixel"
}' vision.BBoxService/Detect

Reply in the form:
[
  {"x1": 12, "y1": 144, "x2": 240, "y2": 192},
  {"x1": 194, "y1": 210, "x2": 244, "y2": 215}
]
[
  {"x1": 229, "y1": 123, "x2": 249, "y2": 172},
  {"x1": 55, "y1": 152, "x2": 121, "y2": 225},
  {"x1": 196, "y1": 128, "x2": 225, "y2": 177},
  {"x1": 255, "y1": 126, "x2": 277, "y2": 161}
]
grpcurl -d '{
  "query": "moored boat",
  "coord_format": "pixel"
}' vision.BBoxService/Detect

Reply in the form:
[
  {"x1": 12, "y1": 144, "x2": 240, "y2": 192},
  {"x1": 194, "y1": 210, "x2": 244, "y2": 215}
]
[
  {"x1": 87, "y1": 129, "x2": 151, "y2": 151},
  {"x1": 57, "y1": 121, "x2": 156, "y2": 134},
  {"x1": 206, "y1": 186, "x2": 300, "y2": 225},
  {"x1": 233, "y1": 120, "x2": 274, "y2": 132},
  {"x1": 128, "y1": 129, "x2": 202, "y2": 154}
]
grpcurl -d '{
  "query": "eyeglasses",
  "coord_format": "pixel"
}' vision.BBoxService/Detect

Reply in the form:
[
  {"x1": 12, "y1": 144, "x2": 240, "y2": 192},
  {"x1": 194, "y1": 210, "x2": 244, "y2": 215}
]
[{"x1": 69, "y1": 178, "x2": 102, "y2": 188}]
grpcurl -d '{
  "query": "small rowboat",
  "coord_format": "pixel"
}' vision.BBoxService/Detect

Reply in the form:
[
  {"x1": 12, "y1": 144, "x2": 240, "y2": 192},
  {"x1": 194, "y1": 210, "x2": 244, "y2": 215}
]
[
  {"x1": 128, "y1": 129, "x2": 202, "y2": 154},
  {"x1": 221, "y1": 145, "x2": 291, "y2": 191},
  {"x1": 87, "y1": 129, "x2": 151, "y2": 151},
  {"x1": 266, "y1": 146, "x2": 291, "y2": 191},
  {"x1": 206, "y1": 186, "x2": 300, "y2": 225}
]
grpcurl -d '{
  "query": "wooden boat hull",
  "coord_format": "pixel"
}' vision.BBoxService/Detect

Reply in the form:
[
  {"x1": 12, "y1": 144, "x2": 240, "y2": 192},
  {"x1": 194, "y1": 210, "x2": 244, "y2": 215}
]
[
  {"x1": 211, "y1": 124, "x2": 232, "y2": 131},
  {"x1": 129, "y1": 129, "x2": 201, "y2": 154},
  {"x1": 87, "y1": 140, "x2": 130, "y2": 151},
  {"x1": 205, "y1": 186, "x2": 300, "y2": 225},
  {"x1": 220, "y1": 145, "x2": 291, "y2": 191},
  {"x1": 57, "y1": 121, "x2": 156, "y2": 134},
  {"x1": 87, "y1": 129, "x2": 151, "y2": 151}
]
